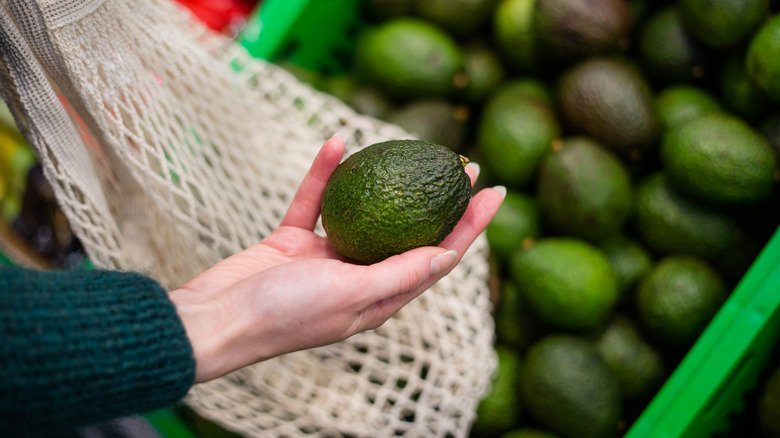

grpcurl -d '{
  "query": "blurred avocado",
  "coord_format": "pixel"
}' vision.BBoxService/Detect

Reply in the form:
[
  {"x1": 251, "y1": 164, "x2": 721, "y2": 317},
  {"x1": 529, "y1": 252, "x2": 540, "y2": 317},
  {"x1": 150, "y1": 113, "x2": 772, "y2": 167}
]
[
  {"x1": 354, "y1": 18, "x2": 464, "y2": 100},
  {"x1": 535, "y1": 137, "x2": 633, "y2": 243},
  {"x1": 639, "y1": 7, "x2": 714, "y2": 85},
  {"x1": 493, "y1": 0, "x2": 539, "y2": 72},
  {"x1": 679, "y1": 0, "x2": 769, "y2": 49},
  {"x1": 385, "y1": 99, "x2": 470, "y2": 151},
  {"x1": 415, "y1": 0, "x2": 498, "y2": 38},
  {"x1": 654, "y1": 85, "x2": 724, "y2": 132},
  {"x1": 557, "y1": 57, "x2": 659, "y2": 159},
  {"x1": 457, "y1": 42, "x2": 507, "y2": 105},
  {"x1": 477, "y1": 86, "x2": 561, "y2": 187},
  {"x1": 720, "y1": 50, "x2": 770, "y2": 121},
  {"x1": 533, "y1": 0, "x2": 633, "y2": 62},
  {"x1": 472, "y1": 346, "x2": 524, "y2": 435},
  {"x1": 633, "y1": 172, "x2": 739, "y2": 260}
]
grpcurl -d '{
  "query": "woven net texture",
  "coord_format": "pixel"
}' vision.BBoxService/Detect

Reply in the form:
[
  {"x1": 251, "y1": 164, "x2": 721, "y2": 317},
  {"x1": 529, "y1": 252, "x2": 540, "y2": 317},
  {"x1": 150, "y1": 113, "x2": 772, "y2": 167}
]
[{"x1": 0, "y1": 0, "x2": 497, "y2": 436}]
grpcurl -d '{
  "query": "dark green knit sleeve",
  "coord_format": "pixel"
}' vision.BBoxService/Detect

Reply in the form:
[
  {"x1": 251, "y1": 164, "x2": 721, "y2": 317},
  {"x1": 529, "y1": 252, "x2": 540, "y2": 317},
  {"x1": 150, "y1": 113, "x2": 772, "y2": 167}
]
[{"x1": 0, "y1": 266, "x2": 196, "y2": 436}]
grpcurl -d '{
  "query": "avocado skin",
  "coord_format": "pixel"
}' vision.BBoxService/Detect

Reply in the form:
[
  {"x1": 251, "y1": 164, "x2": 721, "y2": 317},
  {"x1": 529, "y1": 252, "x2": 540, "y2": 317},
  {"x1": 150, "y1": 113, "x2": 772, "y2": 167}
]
[{"x1": 321, "y1": 140, "x2": 471, "y2": 264}]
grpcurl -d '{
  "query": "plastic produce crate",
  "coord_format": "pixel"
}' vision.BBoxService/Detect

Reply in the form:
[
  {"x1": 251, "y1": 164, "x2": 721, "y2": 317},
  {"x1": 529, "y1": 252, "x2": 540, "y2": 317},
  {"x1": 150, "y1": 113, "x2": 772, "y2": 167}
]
[{"x1": 238, "y1": 1, "x2": 780, "y2": 437}]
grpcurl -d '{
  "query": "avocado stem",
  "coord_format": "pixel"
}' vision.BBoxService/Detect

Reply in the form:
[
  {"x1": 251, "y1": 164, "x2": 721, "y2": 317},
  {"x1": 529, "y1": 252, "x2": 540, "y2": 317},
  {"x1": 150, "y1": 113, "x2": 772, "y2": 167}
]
[{"x1": 459, "y1": 155, "x2": 469, "y2": 167}]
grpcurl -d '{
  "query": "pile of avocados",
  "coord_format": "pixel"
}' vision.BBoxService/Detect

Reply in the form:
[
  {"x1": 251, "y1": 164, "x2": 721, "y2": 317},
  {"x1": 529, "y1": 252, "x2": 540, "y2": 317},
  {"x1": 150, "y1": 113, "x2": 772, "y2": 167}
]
[{"x1": 279, "y1": 0, "x2": 780, "y2": 436}]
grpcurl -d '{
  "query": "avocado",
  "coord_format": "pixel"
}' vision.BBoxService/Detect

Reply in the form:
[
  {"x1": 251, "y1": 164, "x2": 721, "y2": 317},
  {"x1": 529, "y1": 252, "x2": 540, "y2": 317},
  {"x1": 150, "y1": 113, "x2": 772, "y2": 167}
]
[
  {"x1": 472, "y1": 346, "x2": 524, "y2": 435},
  {"x1": 535, "y1": 137, "x2": 632, "y2": 242},
  {"x1": 415, "y1": 0, "x2": 498, "y2": 38},
  {"x1": 457, "y1": 42, "x2": 507, "y2": 105},
  {"x1": 556, "y1": 57, "x2": 659, "y2": 158},
  {"x1": 493, "y1": 0, "x2": 539, "y2": 72},
  {"x1": 520, "y1": 335, "x2": 622, "y2": 438},
  {"x1": 510, "y1": 237, "x2": 619, "y2": 331},
  {"x1": 660, "y1": 113, "x2": 777, "y2": 205},
  {"x1": 654, "y1": 85, "x2": 724, "y2": 132},
  {"x1": 353, "y1": 18, "x2": 463, "y2": 101},
  {"x1": 638, "y1": 7, "x2": 714, "y2": 85},
  {"x1": 746, "y1": 13, "x2": 780, "y2": 103},
  {"x1": 321, "y1": 140, "x2": 471, "y2": 264},
  {"x1": 635, "y1": 255, "x2": 727, "y2": 350},
  {"x1": 476, "y1": 86, "x2": 561, "y2": 187},
  {"x1": 679, "y1": 0, "x2": 769, "y2": 50},
  {"x1": 600, "y1": 234, "x2": 653, "y2": 298},
  {"x1": 720, "y1": 50, "x2": 770, "y2": 121},
  {"x1": 633, "y1": 172, "x2": 738, "y2": 260},
  {"x1": 486, "y1": 189, "x2": 541, "y2": 263},
  {"x1": 384, "y1": 99, "x2": 470, "y2": 152},
  {"x1": 595, "y1": 314, "x2": 666, "y2": 403},
  {"x1": 533, "y1": 0, "x2": 633, "y2": 62}
]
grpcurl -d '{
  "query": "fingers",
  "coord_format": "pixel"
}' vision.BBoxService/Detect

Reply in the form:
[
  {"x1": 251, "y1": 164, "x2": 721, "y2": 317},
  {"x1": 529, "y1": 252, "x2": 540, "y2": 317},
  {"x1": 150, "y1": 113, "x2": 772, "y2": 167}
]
[
  {"x1": 465, "y1": 161, "x2": 479, "y2": 187},
  {"x1": 280, "y1": 136, "x2": 345, "y2": 230},
  {"x1": 439, "y1": 185, "x2": 505, "y2": 256},
  {"x1": 350, "y1": 246, "x2": 457, "y2": 329}
]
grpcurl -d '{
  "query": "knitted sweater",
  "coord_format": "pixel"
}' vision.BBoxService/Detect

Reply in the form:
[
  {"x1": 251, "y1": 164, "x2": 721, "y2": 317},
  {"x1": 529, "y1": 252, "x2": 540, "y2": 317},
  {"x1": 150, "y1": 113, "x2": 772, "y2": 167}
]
[{"x1": 0, "y1": 266, "x2": 196, "y2": 437}]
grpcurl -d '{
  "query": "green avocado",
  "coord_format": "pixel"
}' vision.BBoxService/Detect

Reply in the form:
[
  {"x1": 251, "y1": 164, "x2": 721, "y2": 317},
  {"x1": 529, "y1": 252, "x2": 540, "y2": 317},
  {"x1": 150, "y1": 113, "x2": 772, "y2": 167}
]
[{"x1": 321, "y1": 140, "x2": 471, "y2": 264}]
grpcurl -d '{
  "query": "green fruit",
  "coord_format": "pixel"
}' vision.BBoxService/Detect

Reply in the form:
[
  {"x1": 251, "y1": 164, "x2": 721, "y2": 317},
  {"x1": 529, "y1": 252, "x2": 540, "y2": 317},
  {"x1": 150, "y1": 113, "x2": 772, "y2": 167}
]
[
  {"x1": 457, "y1": 42, "x2": 507, "y2": 104},
  {"x1": 493, "y1": 78, "x2": 555, "y2": 106},
  {"x1": 639, "y1": 7, "x2": 713, "y2": 84},
  {"x1": 720, "y1": 50, "x2": 770, "y2": 120},
  {"x1": 557, "y1": 57, "x2": 659, "y2": 158},
  {"x1": 476, "y1": 87, "x2": 561, "y2": 187},
  {"x1": 654, "y1": 85, "x2": 723, "y2": 132},
  {"x1": 535, "y1": 137, "x2": 632, "y2": 242},
  {"x1": 348, "y1": 86, "x2": 394, "y2": 118},
  {"x1": 494, "y1": 282, "x2": 547, "y2": 352},
  {"x1": 354, "y1": 18, "x2": 463, "y2": 100},
  {"x1": 746, "y1": 13, "x2": 780, "y2": 103},
  {"x1": 415, "y1": 0, "x2": 498, "y2": 37},
  {"x1": 520, "y1": 335, "x2": 622, "y2": 438},
  {"x1": 533, "y1": 0, "x2": 633, "y2": 62},
  {"x1": 510, "y1": 238, "x2": 618, "y2": 331},
  {"x1": 595, "y1": 314, "x2": 666, "y2": 402},
  {"x1": 634, "y1": 173, "x2": 739, "y2": 260},
  {"x1": 635, "y1": 255, "x2": 727, "y2": 349},
  {"x1": 679, "y1": 0, "x2": 769, "y2": 49},
  {"x1": 600, "y1": 234, "x2": 653, "y2": 298},
  {"x1": 661, "y1": 113, "x2": 777, "y2": 205},
  {"x1": 493, "y1": 0, "x2": 538, "y2": 72},
  {"x1": 486, "y1": 190, "x2": 541, "y2": 262},
  {"x1": 321, "y1": 140, "x2": 471, "y2": 264},
  {"x1": 472, "y1": 346, "x2": 523, "y2": 435},
  {"x1": 385, "y1": 99, "x2": 470, "y2": 152}
]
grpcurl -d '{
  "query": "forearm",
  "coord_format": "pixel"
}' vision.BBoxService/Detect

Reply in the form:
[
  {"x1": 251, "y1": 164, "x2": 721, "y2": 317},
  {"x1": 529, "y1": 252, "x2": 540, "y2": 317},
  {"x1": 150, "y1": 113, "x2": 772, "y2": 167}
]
[{"x1": 0, "y1": 266, "x2": 196, "y2": 436}]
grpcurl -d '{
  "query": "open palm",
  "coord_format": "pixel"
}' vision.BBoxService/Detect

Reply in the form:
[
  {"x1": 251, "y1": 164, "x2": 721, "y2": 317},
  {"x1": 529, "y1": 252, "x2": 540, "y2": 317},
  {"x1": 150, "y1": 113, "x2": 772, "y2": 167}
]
[{"x1": 170, "y1": 137, "x2": 503, "y2": 382}]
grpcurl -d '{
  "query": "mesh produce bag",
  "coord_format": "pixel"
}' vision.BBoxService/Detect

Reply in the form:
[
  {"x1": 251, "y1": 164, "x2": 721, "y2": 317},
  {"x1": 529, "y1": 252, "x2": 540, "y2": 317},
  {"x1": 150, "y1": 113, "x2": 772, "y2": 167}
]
[{"x1": 0, "y1": 0, "x2": 497, "y2": 436}]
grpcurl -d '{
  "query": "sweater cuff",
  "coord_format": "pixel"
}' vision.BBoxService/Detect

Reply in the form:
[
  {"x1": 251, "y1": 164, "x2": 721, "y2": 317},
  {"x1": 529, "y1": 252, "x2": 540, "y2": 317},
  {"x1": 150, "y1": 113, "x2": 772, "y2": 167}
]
[{"x1": 0, "y1": 266, "x2": 196, "y2": 435}]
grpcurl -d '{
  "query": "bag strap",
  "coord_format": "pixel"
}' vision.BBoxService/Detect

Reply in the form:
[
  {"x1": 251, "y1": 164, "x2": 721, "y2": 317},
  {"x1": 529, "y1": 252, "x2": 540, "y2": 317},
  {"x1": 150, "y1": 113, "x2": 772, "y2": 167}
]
[{"x1": 0, "y1": 2, "x2": 112, "y2": 218}]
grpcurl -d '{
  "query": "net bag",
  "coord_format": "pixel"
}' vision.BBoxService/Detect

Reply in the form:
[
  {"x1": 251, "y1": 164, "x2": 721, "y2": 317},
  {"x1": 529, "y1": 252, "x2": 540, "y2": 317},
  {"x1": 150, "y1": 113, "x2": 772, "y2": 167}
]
[{"x1": 0, "y1": 0, "x2": 497, "y2": 436}]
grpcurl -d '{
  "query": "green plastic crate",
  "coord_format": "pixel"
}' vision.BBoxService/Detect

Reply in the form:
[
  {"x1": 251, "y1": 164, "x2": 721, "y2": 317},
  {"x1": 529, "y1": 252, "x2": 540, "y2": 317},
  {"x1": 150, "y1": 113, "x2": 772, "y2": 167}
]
[{"x1": 238, "y1": 1, "x2": 780, "y2": 437}]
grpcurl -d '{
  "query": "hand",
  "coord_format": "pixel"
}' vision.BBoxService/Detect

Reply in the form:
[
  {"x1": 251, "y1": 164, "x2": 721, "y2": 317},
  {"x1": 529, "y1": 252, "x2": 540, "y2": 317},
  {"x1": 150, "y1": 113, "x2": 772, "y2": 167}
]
[{"x1": 169, "y1": 137, "x2": 505, "y2": 383}]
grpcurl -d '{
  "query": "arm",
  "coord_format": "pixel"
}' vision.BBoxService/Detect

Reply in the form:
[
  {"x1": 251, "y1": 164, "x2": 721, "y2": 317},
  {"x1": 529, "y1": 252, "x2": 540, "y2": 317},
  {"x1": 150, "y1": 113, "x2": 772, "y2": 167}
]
[{"x1": 0, "y1": 266, "x2": 195, "y2": 436}]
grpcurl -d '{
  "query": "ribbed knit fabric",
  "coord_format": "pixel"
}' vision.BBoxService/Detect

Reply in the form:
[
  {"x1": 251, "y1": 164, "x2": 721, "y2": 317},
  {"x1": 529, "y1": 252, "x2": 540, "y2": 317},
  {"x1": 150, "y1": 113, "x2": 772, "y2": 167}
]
[{"x1": 0, "y1": 266, "x2": 196, "y2": 437}]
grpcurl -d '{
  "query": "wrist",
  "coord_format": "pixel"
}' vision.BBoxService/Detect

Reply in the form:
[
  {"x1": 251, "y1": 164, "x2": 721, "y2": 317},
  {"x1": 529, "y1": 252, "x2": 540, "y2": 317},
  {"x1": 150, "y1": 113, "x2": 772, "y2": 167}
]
[{"x1": 169, "y1": 288, "x2": 250, "y2": 382}]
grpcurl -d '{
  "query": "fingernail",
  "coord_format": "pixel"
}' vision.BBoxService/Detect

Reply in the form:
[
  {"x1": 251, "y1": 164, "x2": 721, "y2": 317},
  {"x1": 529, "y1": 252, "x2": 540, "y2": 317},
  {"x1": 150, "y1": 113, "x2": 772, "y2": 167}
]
[
  {"x1": 430, "y1": 250, "x2": 458, "y2": 276},
  {"x1": 466, "y1": 162, "x2": 480, "y2": 178},
  {"x1": 493, "y1": 185, "x2": 507, "y2": 200},
  {"x1": 332, "y1": 133, "x2": 347, "y2": 143}
]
